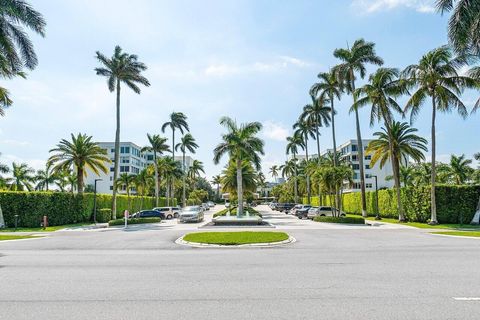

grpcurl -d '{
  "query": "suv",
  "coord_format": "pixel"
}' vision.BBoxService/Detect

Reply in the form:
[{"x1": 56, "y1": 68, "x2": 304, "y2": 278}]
[
  {"x1": 307, "y1": 206, "x2": 346, "y2": 219},
  {"x1": 153, "y1": 207, "x2": 181, "y2": 220},
  {"x1": 295, "y1": 206, "x2": 312, "y2": 219},
  {"x1": 277, "y1": 203, "x2": 296, "y2": 213},
  {"x1": 289, "y1": 204, "x2": 311, "y2": 215}
]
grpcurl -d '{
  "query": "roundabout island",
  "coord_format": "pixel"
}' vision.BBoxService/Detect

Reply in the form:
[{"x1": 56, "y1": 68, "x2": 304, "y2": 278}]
[{"x1": 176, "y1": 231, "x2": 295, "y2": 247}]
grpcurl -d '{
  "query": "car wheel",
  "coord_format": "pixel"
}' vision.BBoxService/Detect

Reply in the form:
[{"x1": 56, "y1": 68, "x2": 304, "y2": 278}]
[
  {"x1": 320, "y1": 214, "x2": 326, "y2": 217},
  {"x1": 341, "y1": 214, "x2": 346, "y2": 217},
  {"x1": 167, "y1": 214, "x2": 173, "y2": 220}
]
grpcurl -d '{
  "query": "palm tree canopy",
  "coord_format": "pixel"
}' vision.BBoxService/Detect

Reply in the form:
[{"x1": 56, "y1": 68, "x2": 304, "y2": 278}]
[
  {"x1": 161, "y1": 112, "x2": 189, "y2": 135},
  {"x1": 285, "y1": 133, "x2": 304, "y2": 156},
  {"x1": 300, "y1": 96, "x2": 332, "y2": 129},
  {"x1": 8, "y1": 162, "x2": 35, "y2": 191},
  {"x1": 293, "y1": 119, "x2": 316, "y2": 147},
  {"x1": 188, "y1": 159, "x2": 205, "y2": 179},
  {"x1": 142, "y1": 134, "x2": 170, "y2": 156},
  {"x1": 280, "y1": 159, "x2": 296, "y2": 178},
  {"x1": 310, "y1": 70, "x2": 343, "y2": 101},
  {"x1": 449, "y1": 153, "x2": 473, "y2": 184},
  {"x1": 221, "y1": 160, "x2": 258, "y2": 194},
  {"x1": 213, "y1": 117, "x2": 265, "y2": 171},
  {"x1": 366, "y1": 121, "x2": 428, "y2": 169},
  {"x1": 114, "y1": 173, "x2": 136, "y2": 192},
  {"x1": 95, "y1": 45, "x2": 150, "y2": 94},
  {"x1": 47, "y1": 133, "x2": 110, "y2": 176},
  {"x1": 175, "y1": 133, "x2": 198, "y2": 154}
]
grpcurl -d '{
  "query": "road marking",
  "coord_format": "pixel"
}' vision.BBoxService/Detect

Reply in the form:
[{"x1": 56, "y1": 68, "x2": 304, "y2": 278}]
[{"x1": 453, "y1": 297, "x2": 480, "y2": 301}]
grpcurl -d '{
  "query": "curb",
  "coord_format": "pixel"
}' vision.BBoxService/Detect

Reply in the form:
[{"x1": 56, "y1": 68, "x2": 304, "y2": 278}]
[
  {"x1": 175, "y1": 235, "x2": 296, "y2": 248},
  {"x1": 430, "y1": 233, "x2": 480, "y2": 240}
]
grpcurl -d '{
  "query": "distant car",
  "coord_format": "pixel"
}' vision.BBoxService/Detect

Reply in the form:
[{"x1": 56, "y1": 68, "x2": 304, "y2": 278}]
[
  {"x1": 207, "y1": 201, "x2": 215, "y2": 208},
  {"x1": 276, "y1": 203, "x2": 296, "y2": 213},
  {"x1": 153, "y1": 207, "x2": 180, "y2": 219},
  {"x1": 132, "y1": 210, "x2": 164, "y2": 219},
  {"x1": 307, "y1": 206, "x2": 346, "y2": 219},
  {"x1": 270, "y1": 202, "x2": 278, "y2": 210},
  {"x1": 295, "y1": 206, "x2": 313, "y2": 219},
  {"x1": 225, "y1": 202, "x2": 230, "y2": 208},
  {"x1": 201, "y1": 203, "x2": 210, "y2": 211},
  {"x1": 178, "y1": 206, "x2": 205, "y2": 223}
]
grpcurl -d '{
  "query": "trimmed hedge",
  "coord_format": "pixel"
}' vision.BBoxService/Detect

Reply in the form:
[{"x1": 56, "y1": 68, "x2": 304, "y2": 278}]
[
  {"x1": 313, "y1": 215, "x2": 365, "y2": 224},
  {"x1": 304, "y1": 185, "x2": 480, "y2": 224},
  {"x1": 0, "y1": 191, "x2": 175, "y2": 228},
  {"x1": 108, "y1": 217, "x2": 161, "y2": 226},
  {"x1": 96, "y1": 208, "x2": 112, "y2": 223},
  {"x1": 213, "y1": 207, "x2": 262, "y2": 218}
]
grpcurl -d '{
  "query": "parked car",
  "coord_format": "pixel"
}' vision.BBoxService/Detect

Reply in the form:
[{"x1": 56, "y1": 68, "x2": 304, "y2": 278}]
[
  {"x1": 178, "y1": 206, "x2": 205, "y2": 223},
  {"x1": 269, "y1": 202, "x2": 278, "y2": 210},
  {"x1": 225, "y1": 201, "x2": 230, "y2": 208},
  {"x1": 201, "y1": 203, "x2": 210, "y2": 211},
  {"x1": 153, "y1": 207, "x2": 181, "y2": 220},
  {"x1": 307, "y1": 206, "x2": 346, "y2": 219},
  {"x1": 289, "y1": 204, "x2": 311, "y2": 215},
  {"x1": 131, "y1": 210, "x2": 164, "y2": 219},
  {"x1": 207, "y1": 201, "x2": 215, "y2": 208},
  {"x1": 276, "y1": 203, "x2": 296, "y2": 213},
  {"x1": 295, "y1": 206, "x2": 313, "y2": 219}
]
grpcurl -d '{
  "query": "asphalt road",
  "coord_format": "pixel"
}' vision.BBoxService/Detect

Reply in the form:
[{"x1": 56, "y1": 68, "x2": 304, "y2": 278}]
[{"x1": 1, "y1": 205, "x2": 479, "y2": 319}]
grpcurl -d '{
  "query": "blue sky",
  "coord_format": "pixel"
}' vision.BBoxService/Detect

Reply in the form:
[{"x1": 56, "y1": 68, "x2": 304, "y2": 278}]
[{"x1": 2, "y1": 0, "x2": 479, "y2": 181}]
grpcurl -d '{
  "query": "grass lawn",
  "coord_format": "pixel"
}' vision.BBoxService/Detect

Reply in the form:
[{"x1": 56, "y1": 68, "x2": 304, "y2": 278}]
[
  {"x1": 431, "y1": 231, "x2": 480, "y2": 238},
  {"x1": 0, "y1": 222, "x2": 93, "y2": 233},
  {"x1": 182, "y1": 231, "x2": 289, "y2": 245},
  {"x1": 0, "y1": 235, "x2": 41, "y2": 241},
  {"x1": 364, "y1": 216, "x2": 480, "y2": 230}
]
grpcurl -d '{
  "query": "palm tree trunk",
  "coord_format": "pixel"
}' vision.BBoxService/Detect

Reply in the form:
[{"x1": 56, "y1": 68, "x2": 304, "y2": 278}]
[
  {"x1": 77, "y1": 167, "x2": 84, "y2": 194},
  {"x1": 236, "y1": 159, "x2": 243, "y2": 217},
  {"x1": 330, "y1": 95, "x2": 341, "y2": 212},
  {"x1": 112, "y1": 80, "x2": 121, "y2": 220},
  {"x1": 393, "y1": 155, "x2": 404, "y2": 221},
  {"x1": 305, "y1": 135, "x2": 311, "y2": 205},
  {"x1": 171, "y1": 129, "x2": 175, "y2": 206},
  {"x1": 154, "y1": 153, "x2": 159, "y2": 207},
  {"x1": 293, "y1": 153, "x2": 298, "y2": 203},
  {"x1": 182, "y1": 151, "x2": 186, "y2": 207},
  {"x1": 430, "y1": 96, "x2": 438, "y2": 224},
  {"x1": 315, "y1": 126, "x2": 322, "y2": 205}
]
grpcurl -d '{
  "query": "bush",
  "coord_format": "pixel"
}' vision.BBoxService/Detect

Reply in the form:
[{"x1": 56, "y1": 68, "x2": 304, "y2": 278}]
[
  {"x1": 96, "y1": 208, "x2": 112, "y2": 223},
  {"x1": 108, "y1": 217, "x2": 161, "y2": 226},
  {"x1": 313, "y1": 215, "x2": 365, "y2": 224},
  {"x1": 305, "y1": 185, "x2": 480, "y2": 224},
  {"x1": 0, "y1": 191, "x2": 174, "y2": 227},
  {"x1": 213, "y1": 207, "x2": 261, "y2": 218}
]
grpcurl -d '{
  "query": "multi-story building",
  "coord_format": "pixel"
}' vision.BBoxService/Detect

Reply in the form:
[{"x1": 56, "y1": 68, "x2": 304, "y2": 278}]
[{"x1": 85, "y1": 141, "x2": 194, "y2": 195}]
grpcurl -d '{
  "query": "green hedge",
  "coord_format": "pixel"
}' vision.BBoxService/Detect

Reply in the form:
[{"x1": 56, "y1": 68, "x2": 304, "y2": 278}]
[
  {"x1": 96, "y1": 208, "x2": 112, "y2": 223},
  {"x1": 304, "y1": 185, "x2": 480, "y2": 224},
  {"x1": 108, "y1": 217, "x2": 161, "y2": 226},
  {"x1": 313, "y1": 216, "x2": 365, "y2": 224},
  {"x1": 0, "y1": 191, "x2": 175, "y2": 228},
  {"x1": 213, "y1": 207, "x2": 262, "y2": 218}
]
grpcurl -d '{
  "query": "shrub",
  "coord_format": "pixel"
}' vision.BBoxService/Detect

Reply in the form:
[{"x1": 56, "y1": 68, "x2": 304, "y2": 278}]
[
  {"x1": 96, "y1": 208, "x2": 112, "y2": 223},
  {"x1": 313, "y1": 216, "x2": 365, "y2": 224},
  {"x1": 213, "y1": 207, "x2": 261, "y2": 218},
  {"x1": 108, "y1": 217, "x2": 161, "y2": 226}
]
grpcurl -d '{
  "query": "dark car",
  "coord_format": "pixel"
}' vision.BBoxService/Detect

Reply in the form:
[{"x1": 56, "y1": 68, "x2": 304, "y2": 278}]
[
  {"x1": 132, "y1": 210, "x2": 165, "y2": 219},
  {"x1": 276, "y1": 203, "x2": 296, "y2": 213},
  {"x1": 295, "y1": 205, "x2": 312, "y2": 219}
]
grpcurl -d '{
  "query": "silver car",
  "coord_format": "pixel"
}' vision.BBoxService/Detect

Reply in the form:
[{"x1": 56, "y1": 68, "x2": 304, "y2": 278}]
[
  {"x1": 307, "y1": 206, "x2": 346, "y2": 219},
  {"x1": 178, "y1": 206, "x2": 204, "y2": 223}
]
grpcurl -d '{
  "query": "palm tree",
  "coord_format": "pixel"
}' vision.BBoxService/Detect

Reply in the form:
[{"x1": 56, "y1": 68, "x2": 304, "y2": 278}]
[
  {"x1": 301, "y1": 96, "x2": 331, "y2": 158},
  {"x1": 141, "y1": 134, "x2": 170, "y2": 207},
  {"x1": 285, "y1": 133, "x2": 304, "y2": 203},
  {"x1": 95, "y1": 45, "x2": 150, "y2": 218},
  {"x1": 188, "y1": 159, "x2": 205, "y2": 184},
  {"x1": 35, "y1": 163, "x2": 57, "y2": 191},
  {"x1": 48, "y1": 133, "x2": 110, "y2": 195},
  {"x1": 162, "y1": 112, "x2": 189, "y2": 162},
  {"x1": 366, "y1": 122, "x2": 428, "y2": 221},
  {"x1": 280, "y1": 159, "x2": 296, "y2": 180},
  {"x1": 449, "y1": 154, "x2": 473, "y2": 185},
  {"x1": 211, "y1": 174, "x2": 222, "y2": 199},
  {"x1": 162, "y1": 157, "x2": 182, "y2": 206},
  {"x1": 0, "y1": 155, "x2": 9, "y2": 188},
  {"x1": 175, "y1": 133, "x2": 199, "y2": 207},
  {"x1": 221, "y1": 160, "x2": 258, "y2": 199},
  {"x1": 333, "y1": 38, "x2": 384, "y2": 217},
  {"x1": 293, "y1": 119, "x2": 316, "y2": 204},
  {"x1": 436, "y1": 0, "x2": 480, "y2": 54},
  {"x1": 269, "y1": 165, "x2": 279, "y2": 183},
  {"x1": 115, "y1": 173, "x2": 136, "y2": 212},
  {"x1": 310, "y1": 70, "x2": 343, "y2": 167},
  {"x1": 403, "y1": 45, "x2": 477, "y2": 224},
  {"x1": 134, "y1": 168, "x2": 153, "y2": 211},
  {"x1": 213, "y1": 117, "x2": 264, "y2": 216},
  {"x1": 8, "y1": 162, "x2": 34, "y2": 191}
]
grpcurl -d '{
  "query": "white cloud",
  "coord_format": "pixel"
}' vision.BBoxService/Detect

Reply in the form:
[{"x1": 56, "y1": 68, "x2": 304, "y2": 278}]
[
  {"x1": 1, "y1": 139, "x2": 29, "y2": 147},
  {"x1": 351, "y1": 0, "x2": 435, "y2": 14},
  {"x1": 1, "y1": 154, "x2": 45, "y2": 171},
  {"x1": 262, "y1": 121, "x2": 289, "y2": 142}
]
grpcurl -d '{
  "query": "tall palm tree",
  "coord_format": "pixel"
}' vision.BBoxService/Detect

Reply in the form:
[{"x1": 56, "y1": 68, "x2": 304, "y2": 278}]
[
  {"x1": 269, "y1": 165, "x2": 279, "y2": 183},
  {"x1": 333, "y1": 38, "x2": 384, "y2": 217},
  {"x1": 220, "y1": 160, "x2": 258, "y2": 199},
  {"x1": 366, "y1": 122, "x2": 428, "y2": 221},
  {"x1": 35, "y1": 163, "x2": 57, "y2": 191},
  {"x1": 188, "y1": 159, "x2": 205, "y2": 184},
  {"x1": 175, "y1": 133, "x2": 199, "y2": 207},
  {"x1": 95, "y1": 45, "x2": 150, "y2": 218},
  {"x1": 141, "y1": 134, "x2": 170, "y2": 207},
  {"x1": 162, "y1": 157, "x2": 182, "y2": 206},
  {"x1": 211, "y1": 174, "x2": 222, "y2": 199},
  {"x1": 449, "y1": 154, "x2": 473, "y2": 185},
  {"x1": 48, "y1": 133, "x2": 110, "y2": 195},
  {"x1": 436, "y1": 0, "x2": 480, "y2": 54},
  {"x1": 301, "y1": 96, "x2": 331, "y2": 159},
  {"x1": 161, "y1": 112, "x2": 189, "y2": 162},
  {"x1": 134, "y1": 168, "x2": 153, "y2": 211},
  {"x1": 403, "y1": 45, "x2": 477, "y2": 224},
  {"x1": 0, "y1": 154, "x2": 9, "y2": 189},
  {"x1": 354, "y1": 67, "x2": 406, "y2": 219},
  {"x1": 8, "y1": 162, "x2": 34, "y2": 191},
  {"x1": 115, "y1": 173, "x2": 136, "y2": 212},
  {"x1": 310, "y1": 70, "x2": 343, "y2": 167},
  {"x1": 293, "y1": 119, "x2": 316, "y2": 204},
  {"x1": 285, "y1": 133, "x2": 304, "y2": 203},
  {"x1": 213, "y1": 117, "x2": 264, "y2": 216}
]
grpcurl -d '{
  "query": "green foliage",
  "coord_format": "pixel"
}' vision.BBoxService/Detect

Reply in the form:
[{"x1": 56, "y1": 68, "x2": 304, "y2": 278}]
[
  {"x1": 213, "y1": 207, "x2": 261, "y2": 218},
  {"x1": 96, "y1": 208, "x2": 112, "y2": 223},
  {"x1": 306, "y1": 185, "x2": 480, "y2": 223},
  {"x1": 108, "y1": 217, "x2": 160, "y2": 226},
  {"x1": 0, "y1": 191, "x2": 173, "y2": 227},
  {"x1": 313, "y1": 215, "x2": 365, "y2": 224},
  {"x1": 182, "y1": 231, "x2": 289, "y2": 245},
  {"x1": 187, "y1": 198, "x2": 201, "y2": 205}
]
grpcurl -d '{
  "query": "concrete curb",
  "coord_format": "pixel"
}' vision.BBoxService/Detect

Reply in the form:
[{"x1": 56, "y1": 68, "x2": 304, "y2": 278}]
[
  {"x1": 175, "y1": 235, "x2": 296, "y2": 248},
  {"x1": 430, "y1": 233, "x2": 480, "y2": 240}
]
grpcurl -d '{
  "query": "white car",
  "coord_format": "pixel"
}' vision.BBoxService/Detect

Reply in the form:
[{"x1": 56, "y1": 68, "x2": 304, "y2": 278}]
[
  {"x1": 178, "y1": 206, "x2": 205, "y2": 223},
  {"x1": 307, "y1": 206, "x2": 346, "y2": 219},
  {"x1": 153, "y1": 206, "x2": 181, "y2": 220},
  {"x1": 207, "y1": 201, "x2": 215, "y2": 208},
  {"x1": 289, "y1": 204, "x2": 309, "y2": 215}
]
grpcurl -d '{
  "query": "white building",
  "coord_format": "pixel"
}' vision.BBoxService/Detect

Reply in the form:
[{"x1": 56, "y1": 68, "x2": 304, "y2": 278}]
[{"x1": 85, "y1": 141, "x2": 194, "y2": 195}]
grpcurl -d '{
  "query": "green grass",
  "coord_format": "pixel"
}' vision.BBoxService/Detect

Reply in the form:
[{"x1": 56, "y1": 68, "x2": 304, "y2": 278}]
[
  {"x1": 364, "y1": 216, "x2": 480, "y2": 230},
  {"x1": 108, "y1": 217, "x2": 161, "y2": 226},
  {"x1": 431, "y1": 231, "x2": 480, "y2": 238},
  {"x1": 0, "y1": 222, "x2": 93, "y2": 233},
  {"x1": 0, "y1": 235, "x2": 41, "y2": 241},
  {"x1": 314, "y1": 215, "x2": 365, "y2": 224},
  {"x1": 182, "y1": 231, "x2": 289, "y2": 245}
]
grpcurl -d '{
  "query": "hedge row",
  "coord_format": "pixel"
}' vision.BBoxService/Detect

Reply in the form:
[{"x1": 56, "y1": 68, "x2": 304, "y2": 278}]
[
  {"x1": 303, "y1": 185, "x2": 480, "y2": 224},
  {"x1": 313, "y1": 216, "x2": 365, "y2": 224},
  {"x1": 0, "y1": 191, "x2": 176, "y2": 228}
]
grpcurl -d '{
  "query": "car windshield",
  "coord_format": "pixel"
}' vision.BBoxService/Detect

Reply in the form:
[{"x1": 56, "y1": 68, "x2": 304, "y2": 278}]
[{"x1": 183, "y1": 206, "x2": 199, "y2": 211}]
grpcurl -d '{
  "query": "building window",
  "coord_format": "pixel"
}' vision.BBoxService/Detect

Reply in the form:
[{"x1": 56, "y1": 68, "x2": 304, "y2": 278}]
[
  {"x1": 366, "y1": 183, "x2": 373, "y2": 188},
  {"x1": 365, "y1": 155, "x2": 371, "y2": 160},
  {"x1": 110, "y1": 176, "x2": 113, "y2": 181},
  {"x1": 365, "y1": 164, "x2": 370, "y2": 169},
  {"x1": 352, "y1": 182, "x2": 361, "y2": 189},
  {"x1": 352, "y1": 164, "x2": 360, "y2": 170},
  {"x1": 111, "y1": 148, "x2": 114, "y2": 153},
  {"x1": 120, "y1": 166, "x2": 130, "y2": 173},
  {"x1": 351, "y1": 155, "x2": 358, "y2": 161},
  {"x1": 351, "y1": 144, "x2": 358, "y2": 151},
  {"x1": 147, "y1": 155, "x2": 153, "y2": 161},
  {"x1": 110, "y1": 167, "x2": 114, "y2": 172},
  {"x1": 353, "y1": 173, "x2": 359, "y2": 179},
  {"x1": 110, "y1": 186, "x2": 113, "y2": 190}
]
